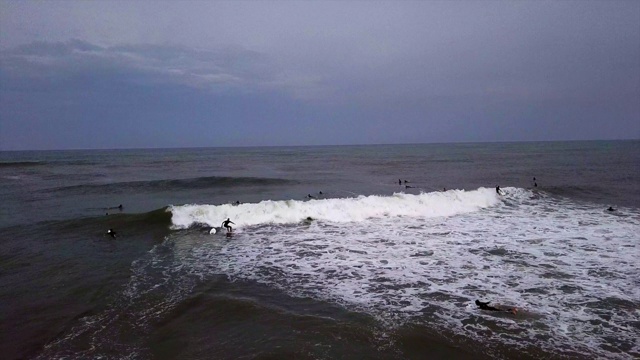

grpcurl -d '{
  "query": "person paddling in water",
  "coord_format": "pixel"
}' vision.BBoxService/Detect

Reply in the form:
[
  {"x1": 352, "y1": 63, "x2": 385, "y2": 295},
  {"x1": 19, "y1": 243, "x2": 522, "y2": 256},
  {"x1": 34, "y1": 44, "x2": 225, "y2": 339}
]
[
  {"x1": 475, "y1": 300, "x2": 517, "y2": 315},
  {"x1": 221, "y1": 218, "x2": 235, "y2": 233}
]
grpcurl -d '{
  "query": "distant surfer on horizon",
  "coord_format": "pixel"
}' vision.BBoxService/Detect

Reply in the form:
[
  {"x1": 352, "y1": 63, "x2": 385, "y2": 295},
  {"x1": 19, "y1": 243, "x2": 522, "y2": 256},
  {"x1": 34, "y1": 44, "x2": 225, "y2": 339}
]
[
  {"x1": 496, "y1": 185, "x2": 504, "y2": 195},
  {"x1": 221, "y1": 218, "x2": 235, "y2": 233},
  {"x1": 475, "y1": 300, "x2": 517, "y2": 315},
  {"x1": 106, "y1": 229, "x2": 117, "y2": 238},
  {"x1": 607, "y1": 206, "x2": 615, "y2": 212}
]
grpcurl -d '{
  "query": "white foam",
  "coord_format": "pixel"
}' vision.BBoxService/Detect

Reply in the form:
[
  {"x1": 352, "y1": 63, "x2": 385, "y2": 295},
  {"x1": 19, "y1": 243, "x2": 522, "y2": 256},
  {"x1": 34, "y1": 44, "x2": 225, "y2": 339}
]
[
  {"x1": 163, "y1": 187, "x2": 640, "y2": 359},
  {"x1": 169, "y1": 187, "x2": 502, "y2": 229}
]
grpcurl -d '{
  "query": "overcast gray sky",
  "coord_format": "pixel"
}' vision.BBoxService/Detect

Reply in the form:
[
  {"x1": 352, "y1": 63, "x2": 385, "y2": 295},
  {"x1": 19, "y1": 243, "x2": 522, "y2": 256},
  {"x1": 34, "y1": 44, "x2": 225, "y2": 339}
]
[{"x1": 1, "y1": 0, "x2": 638, "y2": 150}]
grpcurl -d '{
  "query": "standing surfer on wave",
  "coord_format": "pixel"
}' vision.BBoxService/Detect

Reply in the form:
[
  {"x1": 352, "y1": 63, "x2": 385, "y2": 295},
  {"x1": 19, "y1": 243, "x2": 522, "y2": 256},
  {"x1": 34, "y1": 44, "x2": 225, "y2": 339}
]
[{"x1": 221, "y1": 218, "x2": 235, "y2": 233}]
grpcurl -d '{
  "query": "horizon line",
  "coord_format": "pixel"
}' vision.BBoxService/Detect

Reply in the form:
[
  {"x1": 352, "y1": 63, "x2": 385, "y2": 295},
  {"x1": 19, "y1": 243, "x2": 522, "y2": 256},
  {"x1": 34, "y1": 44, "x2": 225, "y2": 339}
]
[{"x1": 1, "y1": 138, "x2": 639, "y2": 153}]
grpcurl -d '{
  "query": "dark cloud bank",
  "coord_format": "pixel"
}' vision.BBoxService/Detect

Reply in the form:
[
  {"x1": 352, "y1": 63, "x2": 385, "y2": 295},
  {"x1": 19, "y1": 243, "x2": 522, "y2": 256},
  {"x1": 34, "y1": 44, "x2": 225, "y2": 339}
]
[{"x1": 1, "y1": 4, "x2": 639, "y2": 151}]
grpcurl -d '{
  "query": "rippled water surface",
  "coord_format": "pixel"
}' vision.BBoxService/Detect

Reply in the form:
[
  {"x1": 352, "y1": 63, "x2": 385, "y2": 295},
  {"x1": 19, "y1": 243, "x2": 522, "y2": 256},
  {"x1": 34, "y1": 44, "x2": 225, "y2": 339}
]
[{"x1": 1, "y1": 141, "x2": 639, "y2": 359}]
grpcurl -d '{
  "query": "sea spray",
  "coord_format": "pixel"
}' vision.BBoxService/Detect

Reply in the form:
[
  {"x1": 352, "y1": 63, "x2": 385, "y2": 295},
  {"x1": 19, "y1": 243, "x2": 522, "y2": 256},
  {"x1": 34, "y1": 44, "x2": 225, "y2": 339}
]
[{"x1": 169, "y1": 187, "x2": 505, "y2": 229}]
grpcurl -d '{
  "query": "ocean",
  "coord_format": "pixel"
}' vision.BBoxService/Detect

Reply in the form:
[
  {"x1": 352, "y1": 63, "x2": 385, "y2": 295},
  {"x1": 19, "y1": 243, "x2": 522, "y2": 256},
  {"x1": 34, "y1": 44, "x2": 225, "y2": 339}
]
[{"x1": 0, "y1": 141, "x2": 638, "y2": 360}]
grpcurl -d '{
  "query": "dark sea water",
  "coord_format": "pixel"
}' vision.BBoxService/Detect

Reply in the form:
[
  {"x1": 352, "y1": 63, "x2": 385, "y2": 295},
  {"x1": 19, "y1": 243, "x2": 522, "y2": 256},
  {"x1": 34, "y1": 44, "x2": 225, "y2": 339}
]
[{"x1": 1, "y1": 141, "x2": 638, "y2": 360}]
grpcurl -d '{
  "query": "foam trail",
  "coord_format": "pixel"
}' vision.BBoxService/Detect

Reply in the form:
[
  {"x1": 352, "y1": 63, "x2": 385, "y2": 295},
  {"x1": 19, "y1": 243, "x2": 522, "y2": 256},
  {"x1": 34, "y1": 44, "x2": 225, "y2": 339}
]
[{"x1": 169, "y1": 187, "x2": 503, "y2": 229}]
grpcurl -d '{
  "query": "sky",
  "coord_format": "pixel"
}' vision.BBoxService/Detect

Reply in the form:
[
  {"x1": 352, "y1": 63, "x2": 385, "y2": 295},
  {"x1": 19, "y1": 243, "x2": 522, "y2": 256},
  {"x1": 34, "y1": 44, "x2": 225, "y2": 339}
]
[{"x1": 0, "y1": 1, "x2": 638, "y2": 150}]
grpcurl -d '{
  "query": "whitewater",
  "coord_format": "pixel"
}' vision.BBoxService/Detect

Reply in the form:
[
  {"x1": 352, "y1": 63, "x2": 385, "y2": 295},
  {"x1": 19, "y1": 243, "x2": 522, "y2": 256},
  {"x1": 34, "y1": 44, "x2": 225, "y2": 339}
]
[
  {"x1": 171, "y1": 187, "x2": 502, "y2": 228},
  {"x1": 5, "y1": 143, "x2": 639, "y2": 360},
  {"x1": 164, "y1": 187, "x2": 640, "y2": 359}
]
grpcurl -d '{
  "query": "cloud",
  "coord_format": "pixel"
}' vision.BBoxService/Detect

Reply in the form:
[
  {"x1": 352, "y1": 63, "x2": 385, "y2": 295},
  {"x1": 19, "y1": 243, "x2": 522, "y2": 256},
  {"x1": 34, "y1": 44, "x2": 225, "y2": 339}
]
[
  {"x1": 1, "y1": 40, "x2": 288, "y2": 94},
  {"x1": 0, "y1": 2, "x2": 638, "y2": 150}
]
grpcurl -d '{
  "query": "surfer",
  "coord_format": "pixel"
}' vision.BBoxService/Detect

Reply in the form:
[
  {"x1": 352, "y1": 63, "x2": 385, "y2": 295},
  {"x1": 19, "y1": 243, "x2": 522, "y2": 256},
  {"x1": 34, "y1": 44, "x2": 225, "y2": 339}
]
[
  {"x1": 221, "y1": 218, "x2": 235, "y2": 233},
  {"x1": 106, "y1": 229, "x2": 117, "y2": 238},
  {"x1": 496, "y1": 185, "x2": 504, "y2": 195},
  {"x1": 399, "y1": 179, "x2": 402, "y2": 185},
  {"x1": 475, "y1": 300, "x2": 517, "y2": 315},
  {"x1": 607, "y1": 206, "x2": 615, "y2": 212},
  {"x1": 307, "y1": 194, "x2": 316, "y2": 199}
]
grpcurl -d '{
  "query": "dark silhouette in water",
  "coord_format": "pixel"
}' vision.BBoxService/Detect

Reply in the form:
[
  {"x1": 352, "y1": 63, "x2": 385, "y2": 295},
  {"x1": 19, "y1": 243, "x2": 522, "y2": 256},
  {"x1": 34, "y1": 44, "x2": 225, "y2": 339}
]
[
  {"x1": 607, "y1": 206, "x2": 616, "y2": 212},
  {"x1": 106, "y1": 229, "x2": 117, "y2": 238},
  {"x1": 496, "y1": 186, "x2": 504, "y2": 195},
  {"x1": 475, "y1": 300, "x2": 517, "y2": 315},
  {"x1": 105, "y1": 204, "x2": 123, "y2": 211},
  {"x1": 221, "y1": 218, "x2": 235, "y2": 233}
]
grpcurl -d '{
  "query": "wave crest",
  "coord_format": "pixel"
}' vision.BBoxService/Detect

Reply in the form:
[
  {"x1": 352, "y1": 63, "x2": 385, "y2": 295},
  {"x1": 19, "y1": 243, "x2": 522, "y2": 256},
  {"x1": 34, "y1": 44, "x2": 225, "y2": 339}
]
[
  {"x1": 169, "y1": 187, "x2": 507, "y2": 229},
  {"x1": 46, "y1": 175, "x2": 296, "y2": 195}
]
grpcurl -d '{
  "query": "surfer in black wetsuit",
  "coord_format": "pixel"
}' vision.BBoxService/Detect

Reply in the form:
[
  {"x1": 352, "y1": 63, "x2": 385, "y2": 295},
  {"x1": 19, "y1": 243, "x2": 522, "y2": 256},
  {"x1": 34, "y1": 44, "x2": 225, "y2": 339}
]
[
  {"x1": 221, "y1": 218, "x2": 235, "y2": 233},
  {"x1": 475, "y1": 300, "x2": 517, "y2": 315},
  {"x1": 607, "y1": 206, "x2": 615, "y2": 212},
  {"x1": 106, "y1": 229, "x2": 117, "y2": 238},
  {"x1": 496, "y1": 185, "x2": 503, "y2": 195}
]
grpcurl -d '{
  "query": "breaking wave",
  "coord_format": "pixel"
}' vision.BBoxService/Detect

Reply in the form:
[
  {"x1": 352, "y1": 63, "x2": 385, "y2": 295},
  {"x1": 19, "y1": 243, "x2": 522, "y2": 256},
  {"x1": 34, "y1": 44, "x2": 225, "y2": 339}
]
[{"x1": 169, "y1": 187, "x2": 506, "y2": 229}]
